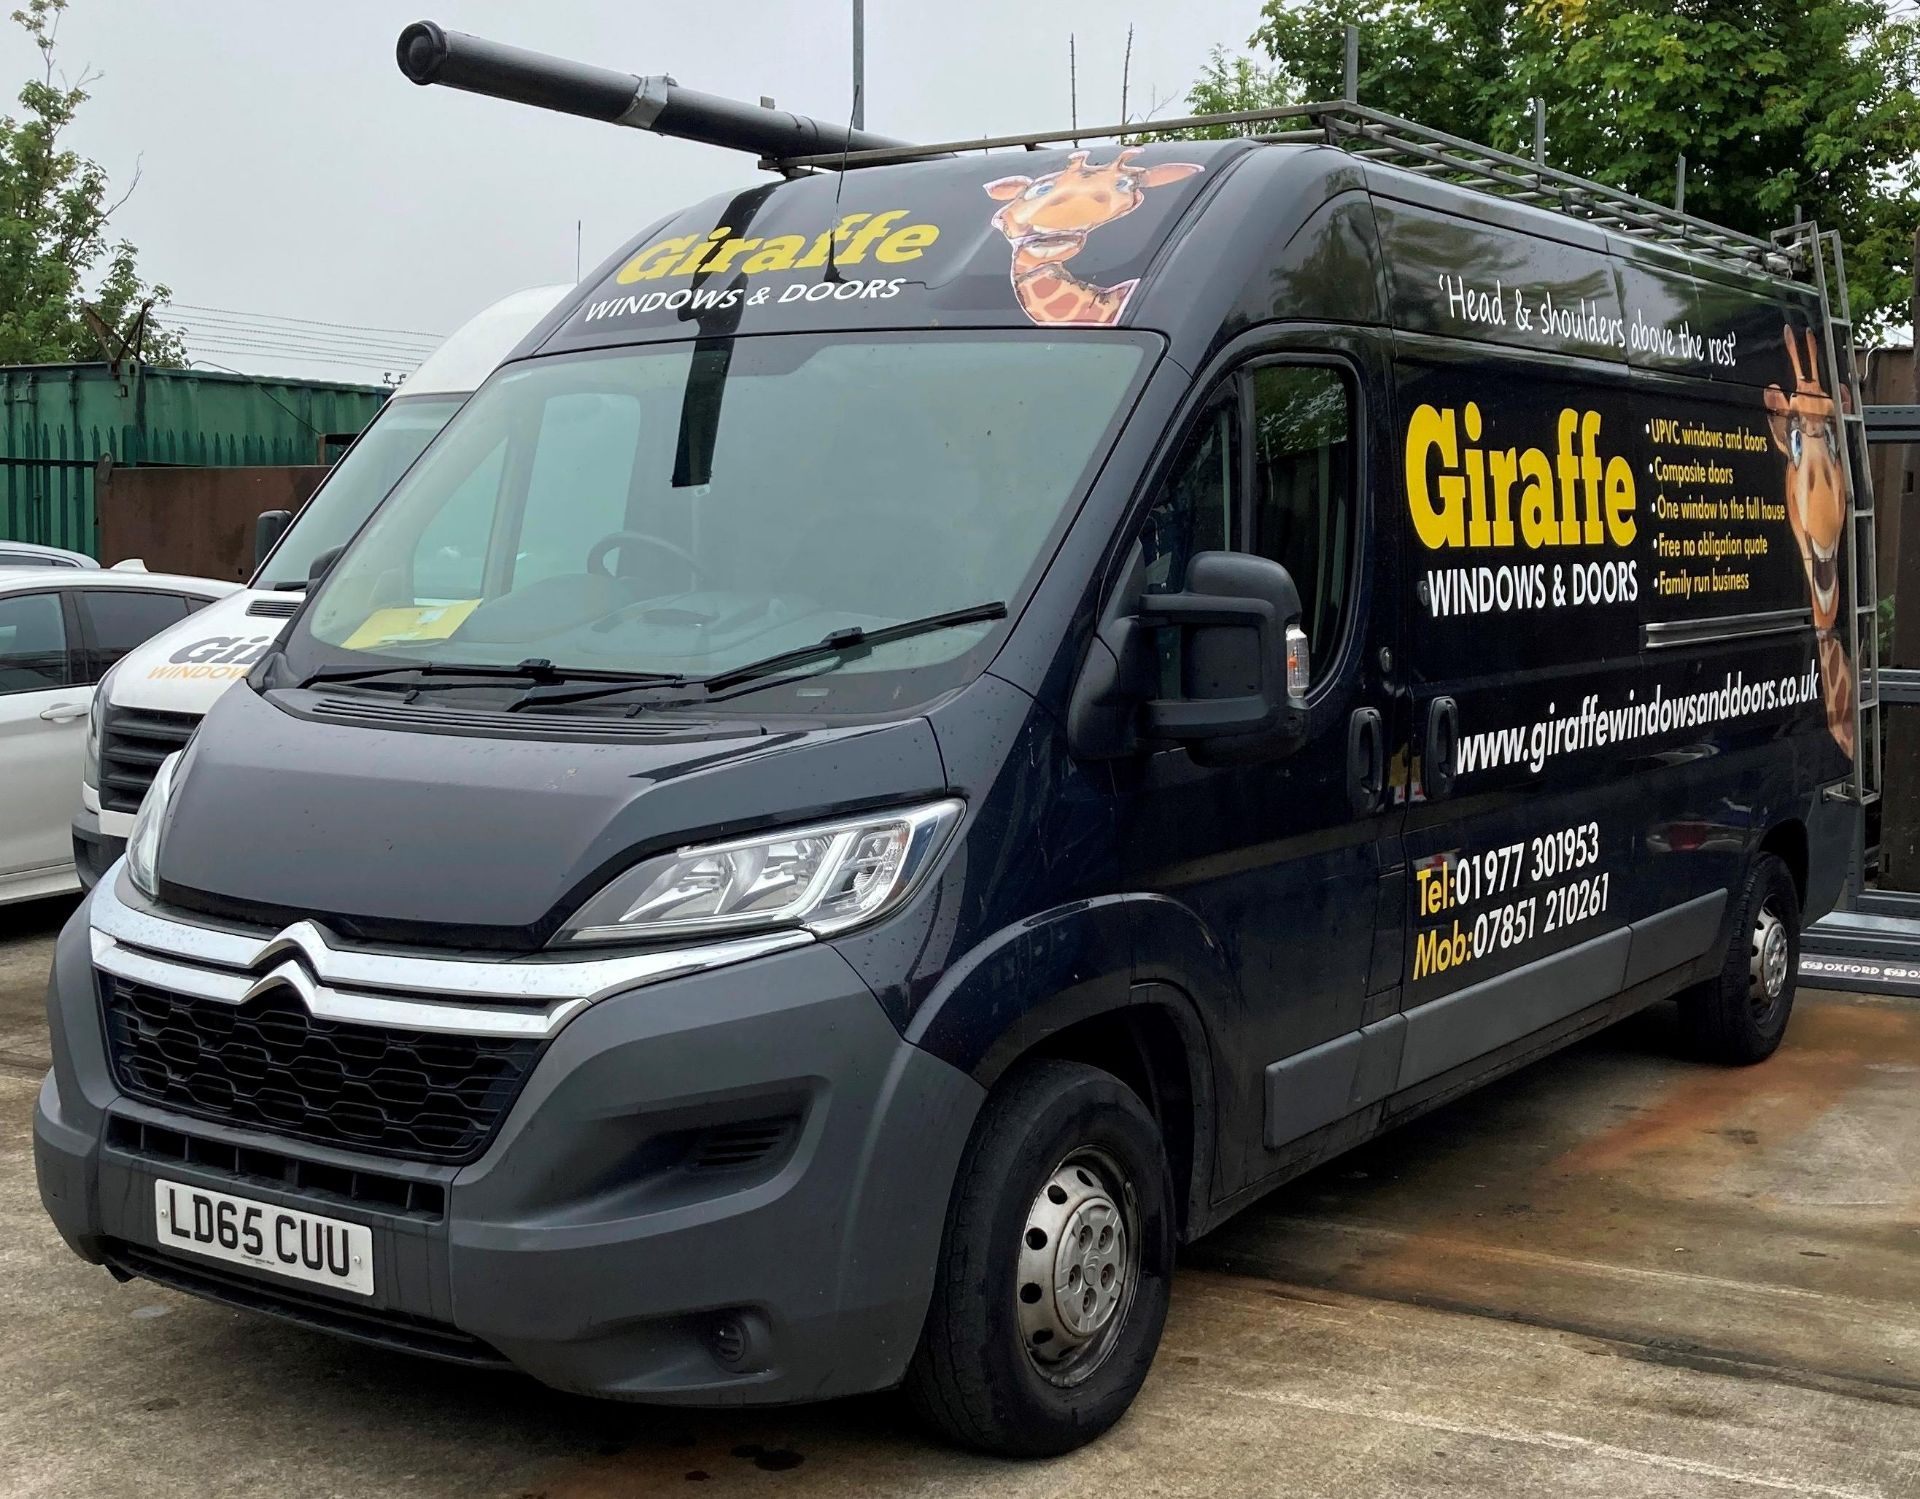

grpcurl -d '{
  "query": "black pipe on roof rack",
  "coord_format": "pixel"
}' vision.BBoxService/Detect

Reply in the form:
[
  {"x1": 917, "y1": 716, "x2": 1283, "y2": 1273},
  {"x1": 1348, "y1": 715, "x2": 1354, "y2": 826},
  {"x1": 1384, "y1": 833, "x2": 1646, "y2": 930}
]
[
  {"x1": 396, "y1": 21, "x2": 920, "y2": 161},
  {"x1": 775, "y1": 96, "x2": 1788, "y2": 274}
]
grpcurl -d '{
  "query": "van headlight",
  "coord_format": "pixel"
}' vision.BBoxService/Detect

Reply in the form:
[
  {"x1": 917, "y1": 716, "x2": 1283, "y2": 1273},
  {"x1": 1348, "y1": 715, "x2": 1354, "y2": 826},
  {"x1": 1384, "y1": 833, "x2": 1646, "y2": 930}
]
[
  {"x1": 556, "y1": 799, "x2": 963, "y2": 945},
  {"x1": 125, "y1": 751, "x2": 183, "y2": 898},
  {"x1": 82, "y1": 665, "x2": 116, "y2": 790}
]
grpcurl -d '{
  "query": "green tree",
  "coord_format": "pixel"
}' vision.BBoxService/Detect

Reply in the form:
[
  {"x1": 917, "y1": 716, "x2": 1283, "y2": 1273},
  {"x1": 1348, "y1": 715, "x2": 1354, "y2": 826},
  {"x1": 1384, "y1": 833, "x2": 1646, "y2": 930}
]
[
  {"x1": 0, "y1": 0, "x2": 183, "y2": 364},
  {"x1": 1181, "y1": 0, "x2": 1920, "y2": 336}
]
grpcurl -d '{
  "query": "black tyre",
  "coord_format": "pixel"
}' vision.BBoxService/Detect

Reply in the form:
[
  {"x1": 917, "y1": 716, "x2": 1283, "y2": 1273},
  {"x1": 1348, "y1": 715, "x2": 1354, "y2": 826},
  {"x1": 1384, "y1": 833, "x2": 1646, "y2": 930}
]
[
  {"x1": 1676, "y1": 853, "x2": 1800, "y2": 1065},
  {"x1": 904, "y1": 1058, "x2": 1175, "y2": 1457}
]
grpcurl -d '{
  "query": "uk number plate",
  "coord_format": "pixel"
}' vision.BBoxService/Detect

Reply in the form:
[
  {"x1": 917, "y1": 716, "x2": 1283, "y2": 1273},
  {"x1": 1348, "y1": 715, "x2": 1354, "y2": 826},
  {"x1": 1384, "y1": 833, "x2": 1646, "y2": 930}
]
[{"x1": 152, "y1": 1179, "x2": 374, "y2": 1297}]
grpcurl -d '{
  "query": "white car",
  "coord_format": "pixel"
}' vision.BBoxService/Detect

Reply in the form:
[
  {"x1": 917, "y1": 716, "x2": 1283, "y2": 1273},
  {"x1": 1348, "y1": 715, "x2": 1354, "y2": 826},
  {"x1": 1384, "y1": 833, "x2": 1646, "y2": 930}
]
[
  {"x1": 70, "y1": 283, "x2": 570, "y2": 886},
  {"x1": 0, "y1": 568, "x2": 240, "y2": 904},
  {"x1": 0, "y1": 541, "x2": 98, "y2": 570}
]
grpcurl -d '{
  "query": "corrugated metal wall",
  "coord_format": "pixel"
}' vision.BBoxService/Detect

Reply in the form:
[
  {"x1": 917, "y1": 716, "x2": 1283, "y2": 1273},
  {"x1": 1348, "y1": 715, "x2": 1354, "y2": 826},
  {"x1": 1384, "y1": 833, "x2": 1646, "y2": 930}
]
[{"x1": 0, "y1": 363, "x2": 387, "y2": 556}]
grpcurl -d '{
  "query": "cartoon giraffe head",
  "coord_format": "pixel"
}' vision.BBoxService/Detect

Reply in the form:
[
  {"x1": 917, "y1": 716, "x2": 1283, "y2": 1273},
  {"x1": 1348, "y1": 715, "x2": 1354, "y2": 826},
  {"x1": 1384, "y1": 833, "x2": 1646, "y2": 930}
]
[
  {"x1": 1764, "y1": 323, "x2": 1850, "y2": 631},
  {"x1": 983, "y1": 147, "x2": 1203, "y2": 326}
]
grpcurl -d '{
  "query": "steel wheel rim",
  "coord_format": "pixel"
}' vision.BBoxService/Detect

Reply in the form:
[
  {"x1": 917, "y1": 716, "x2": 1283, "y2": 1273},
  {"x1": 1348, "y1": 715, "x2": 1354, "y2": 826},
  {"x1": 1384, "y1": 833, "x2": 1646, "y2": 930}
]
[
  {"x1": 1014, "y1": 1146, "x2": 1140, "y2": 1387},
  {"x1": 1749, "y1": 900, "x2": 1790, "y2": 1018}
]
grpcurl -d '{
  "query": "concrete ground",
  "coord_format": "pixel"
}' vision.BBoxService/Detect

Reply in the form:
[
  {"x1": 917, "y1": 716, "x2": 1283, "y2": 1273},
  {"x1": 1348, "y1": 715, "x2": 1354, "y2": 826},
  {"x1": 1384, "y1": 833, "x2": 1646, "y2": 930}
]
[{"x1": 2, "y1": 892, "x2": 1916, "y2": 1499}]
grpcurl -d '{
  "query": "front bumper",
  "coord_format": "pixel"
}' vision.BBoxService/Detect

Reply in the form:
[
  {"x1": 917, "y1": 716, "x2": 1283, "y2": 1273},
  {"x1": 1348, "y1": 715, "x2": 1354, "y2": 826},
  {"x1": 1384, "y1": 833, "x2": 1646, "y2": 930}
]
[
  {"x1": 34, "y1": 878, "x2": 984, "y2": 1403},
  {"x1": 70, "y1": 799, "x2": 129, "y2": 892}
]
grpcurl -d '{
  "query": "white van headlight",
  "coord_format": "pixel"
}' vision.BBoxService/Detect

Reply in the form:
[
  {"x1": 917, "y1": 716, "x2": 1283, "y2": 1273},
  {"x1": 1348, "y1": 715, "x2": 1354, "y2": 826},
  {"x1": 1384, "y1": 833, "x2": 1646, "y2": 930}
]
[
  {"x1": 82, "y1": 665, "x2": 116, "y2": 790},
  {"x1": 125, "y1": 751, "x2": 183, "y2": 898},
  {"x1": 557, "y1": 799, "x2": 963, "y2": 945}
]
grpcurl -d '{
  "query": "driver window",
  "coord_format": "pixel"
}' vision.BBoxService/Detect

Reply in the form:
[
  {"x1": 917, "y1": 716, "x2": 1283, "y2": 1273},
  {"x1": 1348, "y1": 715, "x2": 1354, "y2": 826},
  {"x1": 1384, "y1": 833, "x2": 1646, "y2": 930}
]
[
  {"x1": 1248, "y1": 365, "x2": 1355, "y2": 672},
  {"x1": 1140, "y1": 397, "x2": 1235, "y2": 597},
  {"x1": 1139, "y1": 397, "x2": 1236, "y2": 697},
  {"x1": 510, "y1": 393, "x2": 644, "y2": 590},
  {"x1": 1133, "y1": 361, "x2": 1356, "y2": 691}
]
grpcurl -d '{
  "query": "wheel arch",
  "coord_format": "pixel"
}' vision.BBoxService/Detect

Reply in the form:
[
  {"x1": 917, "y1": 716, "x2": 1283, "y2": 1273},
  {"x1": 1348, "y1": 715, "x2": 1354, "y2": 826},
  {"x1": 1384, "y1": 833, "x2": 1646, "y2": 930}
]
[
  {"x1": 902, "y1": 893, "x2": 1237, "y2": 1241},
  {"x1": 1758, "y1": 817, "x2": 1809, "y2": 908},
  {"x1": 972, "y1": 986, "x2": 1216, "y2": 1242}
]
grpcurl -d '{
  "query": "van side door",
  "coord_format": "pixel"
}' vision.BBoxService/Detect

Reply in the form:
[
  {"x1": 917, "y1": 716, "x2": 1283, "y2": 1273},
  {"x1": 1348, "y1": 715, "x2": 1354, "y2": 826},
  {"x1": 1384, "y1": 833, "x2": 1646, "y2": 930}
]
[
  {"x1": 1392, "y1": 347, "x2": 1652, "y2": 1095},
  {"x1": 1116, "y1": 330, "x2": 1406, "y2": 1199}
]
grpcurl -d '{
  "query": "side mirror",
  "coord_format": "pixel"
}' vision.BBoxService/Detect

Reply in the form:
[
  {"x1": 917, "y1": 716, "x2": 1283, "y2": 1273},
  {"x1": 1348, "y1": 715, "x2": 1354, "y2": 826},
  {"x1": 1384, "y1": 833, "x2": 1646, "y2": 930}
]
[
  {"x1": 307, "y1": 545, "x2": 344, "y2": 587},
  {"x1": 254, "y1": 509, "x2": 293, "y2": 569},
  {"x1": 1138, "y1": 551, "x2": 1310, "y2": 766}
]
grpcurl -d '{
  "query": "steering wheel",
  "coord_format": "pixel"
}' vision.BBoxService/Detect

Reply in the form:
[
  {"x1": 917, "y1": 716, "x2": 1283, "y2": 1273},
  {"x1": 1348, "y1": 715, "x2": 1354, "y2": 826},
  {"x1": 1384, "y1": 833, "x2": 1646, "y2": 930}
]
[{"x1": 587, "y1": 530, "x2": 711, "y2": 584}]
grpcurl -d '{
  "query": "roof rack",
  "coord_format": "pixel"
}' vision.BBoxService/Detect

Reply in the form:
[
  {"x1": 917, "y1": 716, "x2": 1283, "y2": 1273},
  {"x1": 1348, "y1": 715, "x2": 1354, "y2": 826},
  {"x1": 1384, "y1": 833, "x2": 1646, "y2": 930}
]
[
  {"x1": 775, "y1": 100, "x2": 1803, "y2": 283},
  {"x1": 389, "y1": 20, "x2": 1804, "y2": 286}
]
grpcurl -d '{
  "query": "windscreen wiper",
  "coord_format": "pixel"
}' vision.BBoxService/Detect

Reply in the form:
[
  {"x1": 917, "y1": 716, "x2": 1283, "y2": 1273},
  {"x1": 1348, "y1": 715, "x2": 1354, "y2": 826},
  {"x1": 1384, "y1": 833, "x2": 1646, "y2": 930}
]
[
  {"x1": 297, "y1": 658, "x2": 685, "y2": 690},
  {"x1": 503, "y1": 601, "x2": 1010, "y2": 712},
  {"x1": 700, "y1": 601, "x2": 1009, "y2": 690}
]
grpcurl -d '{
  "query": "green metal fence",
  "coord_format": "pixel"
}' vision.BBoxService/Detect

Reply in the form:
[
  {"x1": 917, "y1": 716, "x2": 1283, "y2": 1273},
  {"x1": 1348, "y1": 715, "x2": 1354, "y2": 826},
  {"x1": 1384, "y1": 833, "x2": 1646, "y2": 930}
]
[{"x1": 0, "y1": 363, "x2": 387, "y2": 557}]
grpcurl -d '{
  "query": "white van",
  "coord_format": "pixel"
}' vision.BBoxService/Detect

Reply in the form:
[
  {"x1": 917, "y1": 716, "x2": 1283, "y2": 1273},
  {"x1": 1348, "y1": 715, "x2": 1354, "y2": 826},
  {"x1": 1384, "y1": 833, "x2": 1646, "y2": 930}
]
[{"x1": 71, "y1": 284, "x2": 568, "y2": 883}]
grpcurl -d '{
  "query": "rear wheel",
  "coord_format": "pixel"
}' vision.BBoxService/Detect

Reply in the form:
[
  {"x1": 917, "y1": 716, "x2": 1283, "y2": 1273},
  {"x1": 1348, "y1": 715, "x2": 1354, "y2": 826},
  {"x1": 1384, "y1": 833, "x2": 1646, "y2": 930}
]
[
  {"x1": 905, "y1": 1058, "x2": 1174, "y2": 1457},
  {"x1": 1676, "y1": 853, "x2": 1800, "y2": 1064}
]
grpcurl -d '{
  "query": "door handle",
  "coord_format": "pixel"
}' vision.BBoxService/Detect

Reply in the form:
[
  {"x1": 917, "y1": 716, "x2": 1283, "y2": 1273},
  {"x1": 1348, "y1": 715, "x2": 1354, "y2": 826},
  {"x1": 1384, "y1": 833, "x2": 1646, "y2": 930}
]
[
  {"x1": 1425, "y1": 696, "x2": 1459, "y2": 801},
  {"x1": 1347, "y1": 706, "x2": 1384, "y2": 815},
  {"x1": 38, "y1": 703, "x2": 87, "y2": 724}
]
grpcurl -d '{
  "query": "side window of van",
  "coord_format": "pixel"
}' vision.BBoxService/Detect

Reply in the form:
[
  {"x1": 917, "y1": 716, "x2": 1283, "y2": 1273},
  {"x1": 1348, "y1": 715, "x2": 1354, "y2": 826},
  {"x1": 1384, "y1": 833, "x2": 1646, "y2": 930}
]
[
  {"x1": 1134, "y1": 363, "x2": 1358, "y2": 693},
  {"x1": 1248, "y1": 365, "x2": 1356, "y2": 671},
  {"x1": 1140, "y1": 398, "x2": 1235, "y2": 596}
]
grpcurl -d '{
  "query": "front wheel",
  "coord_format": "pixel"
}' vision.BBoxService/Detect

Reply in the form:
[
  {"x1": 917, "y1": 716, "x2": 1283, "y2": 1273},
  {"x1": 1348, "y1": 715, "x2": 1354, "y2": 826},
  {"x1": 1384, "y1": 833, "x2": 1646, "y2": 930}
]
[
  {"x1": 1675, "y1": 852, "x2": 1800, "y2": 1065},
  {"x1": 905, "y1": 1058, "x2": 1175, "y2": 1457}
]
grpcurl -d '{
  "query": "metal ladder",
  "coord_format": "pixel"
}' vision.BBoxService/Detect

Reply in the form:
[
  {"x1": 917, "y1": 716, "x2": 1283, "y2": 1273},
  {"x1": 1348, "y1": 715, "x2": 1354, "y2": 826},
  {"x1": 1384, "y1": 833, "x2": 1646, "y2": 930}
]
[{"x1": 1800, "y1": 226, "x2": 1882, "y2": 804}]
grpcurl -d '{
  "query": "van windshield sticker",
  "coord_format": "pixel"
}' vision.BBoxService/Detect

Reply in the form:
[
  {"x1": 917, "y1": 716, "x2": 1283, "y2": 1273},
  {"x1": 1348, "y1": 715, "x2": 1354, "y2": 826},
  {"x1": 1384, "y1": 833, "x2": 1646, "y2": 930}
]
[
  {"x1": 983, "y1": 148, "x2": 1204, "y2": 327},
  {"x1": 564, "y1": 145, "x2": 1226, "y2": 339}
]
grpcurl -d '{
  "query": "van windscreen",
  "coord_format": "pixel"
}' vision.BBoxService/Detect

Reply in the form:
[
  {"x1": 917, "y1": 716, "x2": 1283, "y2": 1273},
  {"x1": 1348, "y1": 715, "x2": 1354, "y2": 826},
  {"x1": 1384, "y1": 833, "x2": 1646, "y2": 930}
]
[
  {"x1": 255, "y1": 395, "x2": 466, "y2": 590},
  {"x1": 296, "y1": 332, "x2": 1148, "y2": 709}
]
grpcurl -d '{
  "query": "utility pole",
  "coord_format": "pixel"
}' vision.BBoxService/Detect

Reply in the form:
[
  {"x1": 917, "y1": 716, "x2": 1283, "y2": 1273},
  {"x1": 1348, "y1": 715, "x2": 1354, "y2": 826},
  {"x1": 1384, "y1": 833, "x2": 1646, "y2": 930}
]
[{"x1": 851, "y1": 0, "x2": 865, "y2": 130}]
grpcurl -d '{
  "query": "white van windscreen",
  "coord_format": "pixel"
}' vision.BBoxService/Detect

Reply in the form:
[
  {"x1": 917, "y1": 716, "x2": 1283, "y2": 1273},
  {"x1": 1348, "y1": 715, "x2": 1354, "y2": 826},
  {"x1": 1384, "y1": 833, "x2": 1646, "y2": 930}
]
[{"x1": 255, "y1": 395, "x2": 465, "y2": 590}]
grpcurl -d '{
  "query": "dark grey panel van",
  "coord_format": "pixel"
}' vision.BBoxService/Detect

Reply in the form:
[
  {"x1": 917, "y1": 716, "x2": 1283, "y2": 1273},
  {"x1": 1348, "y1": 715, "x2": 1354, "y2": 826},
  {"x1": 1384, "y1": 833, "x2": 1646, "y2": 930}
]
[{"x1": 35, "y1": 28, "x2": 1871, "y2": 1458}]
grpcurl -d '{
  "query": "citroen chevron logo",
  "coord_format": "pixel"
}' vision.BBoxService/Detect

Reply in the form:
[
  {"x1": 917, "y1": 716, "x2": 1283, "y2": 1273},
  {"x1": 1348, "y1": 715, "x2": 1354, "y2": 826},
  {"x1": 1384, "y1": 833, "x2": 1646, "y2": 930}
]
[
  {"x1": 239, "y1": 922, "x2": 339, "y2": 1011},
  {"x1": 250, "y1": 921, "x2": 336, "y2": 976},
  {"x1": 241, "y1": 961, "x2": 321, "y2": 1010}
]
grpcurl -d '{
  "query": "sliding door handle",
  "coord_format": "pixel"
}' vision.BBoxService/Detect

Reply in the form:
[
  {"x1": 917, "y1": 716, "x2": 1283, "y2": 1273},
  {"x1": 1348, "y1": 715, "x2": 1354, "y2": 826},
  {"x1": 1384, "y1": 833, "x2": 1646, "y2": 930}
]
[
  {"x1": 1347, "y1": 707, "x2": 1384, "y2": 815},
  {"x1": 1425, "y1": 696, "x2": 1459, "y2": 801}
]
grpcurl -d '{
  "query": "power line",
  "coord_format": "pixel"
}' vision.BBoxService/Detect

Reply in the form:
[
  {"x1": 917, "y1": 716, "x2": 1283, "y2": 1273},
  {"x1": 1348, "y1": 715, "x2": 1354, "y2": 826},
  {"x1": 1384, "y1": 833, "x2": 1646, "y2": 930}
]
[
  {"x1": 169, "y1": 302, "x2": 446, "y2": 341},
  {"x1": 177, "y1": 337, "x2": 418, "y2": 376},
  {"x1": 169, "y1": 321, "x2": 440, "y2": 363},
  {"x1": 168, "y1": 309, "x2": 440, "y2": 352},
  {"x1": 171, "y1": 329, "x2": 424, "y2": 363}
]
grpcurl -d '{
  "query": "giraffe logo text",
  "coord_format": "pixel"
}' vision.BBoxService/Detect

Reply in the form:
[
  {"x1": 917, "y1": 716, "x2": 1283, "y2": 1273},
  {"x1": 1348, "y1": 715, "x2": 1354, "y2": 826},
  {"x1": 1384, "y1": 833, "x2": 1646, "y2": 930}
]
[
  {"x1": 613, "y1": 212, "x2": 940, "y2": 283},
  {"x1": 1405, "y1": 403, "x2": 1638, "y2": 551}
]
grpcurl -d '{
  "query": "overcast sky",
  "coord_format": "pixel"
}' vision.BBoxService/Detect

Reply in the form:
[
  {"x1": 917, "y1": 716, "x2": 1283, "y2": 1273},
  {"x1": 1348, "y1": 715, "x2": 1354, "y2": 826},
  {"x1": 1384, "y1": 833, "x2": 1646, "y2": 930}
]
[{"x1": 6, "y1": 0, "x2": 1266, "y2": 385}]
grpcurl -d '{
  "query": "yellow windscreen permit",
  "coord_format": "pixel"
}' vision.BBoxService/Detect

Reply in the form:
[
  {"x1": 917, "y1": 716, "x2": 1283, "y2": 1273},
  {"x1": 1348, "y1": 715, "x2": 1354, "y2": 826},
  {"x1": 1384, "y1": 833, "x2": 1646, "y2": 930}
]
[{"x1": 342, "y1": 600, "x2": 481, "y2": 650}]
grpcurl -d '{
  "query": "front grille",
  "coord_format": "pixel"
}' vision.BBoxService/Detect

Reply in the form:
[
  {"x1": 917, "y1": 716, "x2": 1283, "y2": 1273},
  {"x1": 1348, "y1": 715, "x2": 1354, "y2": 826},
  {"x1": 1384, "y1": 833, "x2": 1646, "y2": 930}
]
[
  {"x1": 98, "y1": 705, "x2": 198, "y2": 813},
  {"x1": 101, "y1": 976, "x2": 543, "y2": 1163},
  {"x1": 106, "y1": 1116, "x2": 447, "y2": 1218},
  {"x1": 104, "y1": 1240, "x2": 508, "y2": 1367}
]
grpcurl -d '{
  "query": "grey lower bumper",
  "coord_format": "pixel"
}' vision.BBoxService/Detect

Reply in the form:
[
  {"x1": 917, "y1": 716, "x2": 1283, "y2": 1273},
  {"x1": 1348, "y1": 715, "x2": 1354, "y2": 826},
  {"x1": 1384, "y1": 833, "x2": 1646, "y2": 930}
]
[
  {"x1": 70, "y1": 808, "x2": 122, "y2": 892},
  {"x1": 34, "y1": 891, "x2": 984, "y2": 1404}
]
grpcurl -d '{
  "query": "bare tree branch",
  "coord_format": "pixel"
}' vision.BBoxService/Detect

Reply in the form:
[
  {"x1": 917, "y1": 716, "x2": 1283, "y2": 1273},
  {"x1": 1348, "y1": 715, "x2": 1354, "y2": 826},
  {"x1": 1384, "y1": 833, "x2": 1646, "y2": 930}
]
[{"x1": 99, "y1": 150, "x2": 140, "y2": 221}]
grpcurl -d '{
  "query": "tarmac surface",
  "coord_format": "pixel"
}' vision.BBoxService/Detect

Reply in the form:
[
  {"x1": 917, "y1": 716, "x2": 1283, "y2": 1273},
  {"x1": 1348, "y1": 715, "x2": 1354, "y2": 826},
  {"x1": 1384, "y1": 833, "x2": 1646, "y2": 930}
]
[{"x1": 2, "y1": 890, "x2": 1916, "y2": 1498}]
